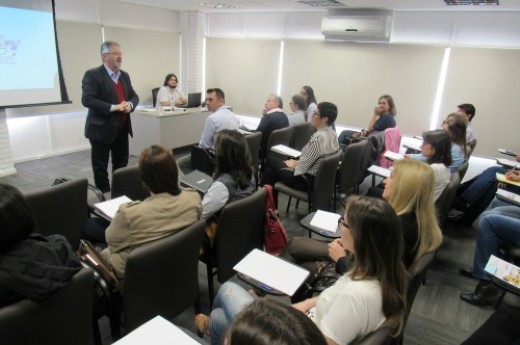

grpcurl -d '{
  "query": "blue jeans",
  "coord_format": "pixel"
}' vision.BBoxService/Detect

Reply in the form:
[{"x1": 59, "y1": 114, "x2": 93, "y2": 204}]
[
  {"x1": 473, "y1": 209, "x2": 520, "y2": 280},
  {"x1": 209, "y1": 282, "x2": 253, "y2": 345},
  {"x1": 460, "y1": 166, "x2": 507, "y2": 206}
]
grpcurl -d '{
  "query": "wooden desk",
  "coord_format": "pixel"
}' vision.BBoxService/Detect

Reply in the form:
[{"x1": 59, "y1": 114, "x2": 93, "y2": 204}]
[{"x1": 129, "y1": 107, "x2": 211, "y2": 156}]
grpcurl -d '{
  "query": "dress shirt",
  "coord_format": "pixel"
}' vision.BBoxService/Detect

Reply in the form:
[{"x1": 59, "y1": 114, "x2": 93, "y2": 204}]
[{"x1": 199, "y1": 105, "x2": 239, "y2": 149}]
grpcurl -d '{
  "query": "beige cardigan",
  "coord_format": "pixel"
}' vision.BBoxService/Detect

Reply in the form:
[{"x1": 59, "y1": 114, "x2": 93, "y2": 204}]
[{"x1": 101, "y1": 190, "x2": 202, "y2": 280}]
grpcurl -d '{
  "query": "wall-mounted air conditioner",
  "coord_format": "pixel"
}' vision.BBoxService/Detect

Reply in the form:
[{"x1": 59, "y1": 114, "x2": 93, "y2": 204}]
[{"x1": 321, "y1": 9, "x2": 393, "y2": 43}]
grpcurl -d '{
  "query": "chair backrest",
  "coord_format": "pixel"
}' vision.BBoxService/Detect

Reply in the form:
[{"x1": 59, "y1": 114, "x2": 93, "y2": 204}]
[
  {"x1": 0, "y1": 268, "x2": 95, "y2": 345},
  {"x1": 350, "y1": 326, "x2": 394, "y2": 345},
  {"x1": 152, "y1": 87, "x2": 160, "y2": 107},
  {"x1": 291, "y1": 122, "x2": 314, "y2": 150},
  {"x1": 266, "y1": 127, "x2": 293, "y2": 160},
  {"x1": 122, "y1": 219, "x2": 205, "y2": 331},
  {"x1": 407, "y1": 251, "x2": 436, "y2": 312},
  {"x1": 457, "y1": 160, "x2": 469, "y2": 181},
  {"x1": 337, "y1": 140, "x2": 369, "y2": 194},
  {"x1": 312, "y1": 150, "x2": 343, "y2": 211},
  {"x1": 191, "y1": 145, "x2": 215, "y2": 176},
  {"x1": 435, "y1": 172, "x2": 461, "y2": 229},
  {"x1": 214, "y1": 188, "x2": 267, "y2": 282},
  {"x1": 111, "y1": 165, "x2": 151, "y2": 201},
  {"x1": 245, "y1": 132, "x2": 262, "y2": 183},
  {"x1": 24, "y1": 178, "x2": 88, "y2": 250}
]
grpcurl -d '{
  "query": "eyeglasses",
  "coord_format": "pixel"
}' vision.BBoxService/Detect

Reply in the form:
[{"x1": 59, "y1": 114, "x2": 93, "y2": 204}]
[{"x1": 338, "y1": 216, "x2": 349, "y2": 228}]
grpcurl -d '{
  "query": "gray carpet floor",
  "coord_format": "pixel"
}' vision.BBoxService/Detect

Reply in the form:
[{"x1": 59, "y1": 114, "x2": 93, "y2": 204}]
[{"x1": 1, "y1": 149, "x2": 517, "y2": 345}]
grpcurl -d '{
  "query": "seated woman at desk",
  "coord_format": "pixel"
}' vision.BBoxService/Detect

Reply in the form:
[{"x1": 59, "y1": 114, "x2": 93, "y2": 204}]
[
  {"x1": 100, "y1": 145, "x2": 201, "y2": 282},
  {"x1": 288, "y1": 94, "x2": 307, "y2": 126},
  {"x1": 442, "y1": 112, "x2": 467, "y2": 173},
  {"x1": 260, "y1": 101, "x2": 339, "y2": 190},
  {"x1": 0, "y1": 184, "x2": 82, "y2": 307},
  {"x1": 281, "y1": 159, "x2": 442, "y2": 301},
  {"x1": 195, "y1": 196, "x2": 408, "y2": 345},
  {"x1": 402, "y1": 129, "x2": 452, "y2": 201},
  {"x1": 156, "y1": 73, "x2": 187, "y2": 107},
  {"x1": 201, "y1": 130, "x2": 256, "y2": 247},
  {"x1": 338, "y1": 94, "x2": 397, "y2": 145}
]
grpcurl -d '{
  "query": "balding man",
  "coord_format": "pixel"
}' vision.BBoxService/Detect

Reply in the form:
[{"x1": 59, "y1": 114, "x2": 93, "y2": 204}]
[{"x1": 256, "y1": 94, "x2": 289, "y2": 158}]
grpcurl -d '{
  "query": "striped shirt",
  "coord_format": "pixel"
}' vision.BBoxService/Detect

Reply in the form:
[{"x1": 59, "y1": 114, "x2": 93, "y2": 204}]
[{"x1": 295, "y1": 126, "x2": 339, "y2": 176}]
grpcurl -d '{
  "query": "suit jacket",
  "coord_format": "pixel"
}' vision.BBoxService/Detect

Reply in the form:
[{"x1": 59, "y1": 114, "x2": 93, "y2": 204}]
[
  {"x1": 256, "y1": 110, "x2": 289, "y2": 156},
  {"x1": 82, "y1": 65, "x2": 139, "y2": 144}
]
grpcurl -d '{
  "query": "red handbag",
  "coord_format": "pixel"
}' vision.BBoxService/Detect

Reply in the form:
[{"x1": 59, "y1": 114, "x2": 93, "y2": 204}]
[{"x1": 263, "y1": 185, "x2": 288, "y2": 255}]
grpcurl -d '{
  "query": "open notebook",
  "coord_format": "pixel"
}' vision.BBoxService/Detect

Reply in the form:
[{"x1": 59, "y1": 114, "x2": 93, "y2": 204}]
[{"x1": 93, "y1": 196, "x2": 132, "y2": 221}]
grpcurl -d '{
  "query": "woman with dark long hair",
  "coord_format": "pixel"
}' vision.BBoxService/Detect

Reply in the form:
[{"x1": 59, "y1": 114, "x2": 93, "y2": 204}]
[
  {"x1": 300, "y1": 85, "x2": 317, "y2": 121},
  {"x1": 195, "y1": 196, "x2": 409, "y2": 345}
]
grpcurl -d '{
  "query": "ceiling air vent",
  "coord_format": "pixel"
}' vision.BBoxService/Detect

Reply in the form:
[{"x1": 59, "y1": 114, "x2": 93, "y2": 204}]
[{"x1": 299, "y1": 0, "x2": 347, "y2": 8}]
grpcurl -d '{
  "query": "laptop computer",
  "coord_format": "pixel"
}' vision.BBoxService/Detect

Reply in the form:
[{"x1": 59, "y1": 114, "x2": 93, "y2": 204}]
[
  {"x1": 180, "y1": 169, "x2": 213, "y2": 194},
  {"x1": 177, "y1": 92, "x2": 202, "y2": 108}
]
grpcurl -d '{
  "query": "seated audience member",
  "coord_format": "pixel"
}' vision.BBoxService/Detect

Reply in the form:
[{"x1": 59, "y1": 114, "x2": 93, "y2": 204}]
[
  {"x1": 156, "y1": 73, "x2": 187, "y2": 107},
  {"x1": 0, "y1": 184, "x2": 82, "y2": 308},
  {"x1": 452, "y1": 154, "x2": 520, "y2": 223},
  {"x1": 288, "y1": 94, "x2": 307, "y2": 126},
  {"x1": 442, "y1": 112, "x2": 467, "y2": 173},
  {"x1": 100, "y1": 145, "x2": 202, "y2": 281},
  {"x1": 223, "y1": 299, "x2": 327, "y2": 345},
  {"x1": 178, "y1": 88, "x2": 239, "y2": 173},
  {"x1": 281, "y1": 159, "x2": 442, "y2": 297},
  {"x1": 260, "y1": 101, "x2": 339, "y2": 190},
  {"x1": 406, "y1": 129, "x2": 452, "y2": 201},
  {"x1": 300, "y1": 85, "x2": 318, "y2": 121},
  {"x1": 256, "y1": 93, "x2": 289, "y2": 158},
  {"x1": 459, "y1": 207, "x2": 520, "y2": 306},
  {"x1": 195, "y1": 196, "x2": 409, "y2": 345},
  {"x1": 457, "y1": 103, "x2": 477, "y2": 144},
  {"x1": 338, "y1": 94, "x2": 397, "y2": 144},
  {"x1": 460, "y1": 304, "x2": 520, "y2": 345},
  {"x1": 201, "y1": 130, "x2": 256, "y2": 248}
]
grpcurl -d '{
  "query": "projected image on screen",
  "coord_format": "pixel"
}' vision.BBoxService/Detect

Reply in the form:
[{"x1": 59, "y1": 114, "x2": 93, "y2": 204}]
[{"x1": 0, "y1": 0, "x2": 67, "y2": 108}]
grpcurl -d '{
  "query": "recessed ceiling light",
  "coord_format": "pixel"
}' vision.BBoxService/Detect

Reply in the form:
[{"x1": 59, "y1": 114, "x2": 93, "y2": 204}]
[
  {"x1": 444, "y1": 0, "x2": 499, "y2": 5},
  {"x1": 298, "y1": 0, "x2": 347, "y2": 8},
  {"x1": 199, "y1": 2, "x2": 238, "y2": 9}
]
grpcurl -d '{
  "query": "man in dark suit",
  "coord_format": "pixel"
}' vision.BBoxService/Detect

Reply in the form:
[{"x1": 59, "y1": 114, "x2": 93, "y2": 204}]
[
  {"x1": 256, "y1": 93, "x2": 289, "y2": 158},
  {"x1": 82, "y1": 41, "x2": 139, "y2": 193}
]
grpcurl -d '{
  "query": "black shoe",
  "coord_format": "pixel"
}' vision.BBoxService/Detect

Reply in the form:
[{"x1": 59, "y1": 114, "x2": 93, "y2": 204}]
[
  {"x1": 459, "y1": 267, "x2": 477, "y2": 279},
  {"x1": 452, "y1": 196, "x2": 470, "y2": 212},
  {"x1": 460, "y1": 281, "x2": 501, "y2": 306}
]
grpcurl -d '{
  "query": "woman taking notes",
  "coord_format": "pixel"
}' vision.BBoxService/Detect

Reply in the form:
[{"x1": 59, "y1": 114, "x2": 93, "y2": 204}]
[{"x1": 195, "y1": 195, "x2": 408, "y2": 345}]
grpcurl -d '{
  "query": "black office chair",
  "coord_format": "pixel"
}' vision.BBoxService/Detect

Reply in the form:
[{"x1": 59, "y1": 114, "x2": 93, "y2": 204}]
[
  {"x1": 350, "y1": 326, "x2": 395, "y2": 345},
  {"x1": 190, "y1": 145, "x2": 215, "y2": 176},
  {"x1": 201, "y1": 189, "x2": 267, "y2": 304},
  {"x1": 245, "y1": 132, "x2": 262, "y2": 185},
  {"x1": 435, "y1": 172, "x2": 461, "y2": 230},
  {"x1": 291, "y1": 122, "x2": 314, "y2": 150},
  {"x1": 152, "y1": 87, "x2": 160, "y2": 107},
  {"x1": 265, "y1": 126, "x2": 294, "y2": 161},
  {"x1": 118, "y1": 219, "x2": 205, "y2": 333},
  {"x1": 24, "y1": 178, "x2": 89, "y2": 250},
  {"x1": 111, "y1": 165, "x2": 150, "y2": 201},
  {"x1": 0, "y1": 268, "x2": 95, "y2": 345},
  {"x1": 275, "y1": 150, "x2": 342, "y2": 214},
  {"x1": 335, "y1": 140, "x2": 369, "y2": 208}
]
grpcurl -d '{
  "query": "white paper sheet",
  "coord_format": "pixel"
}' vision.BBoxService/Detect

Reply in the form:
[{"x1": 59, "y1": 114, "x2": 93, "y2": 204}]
[
  {"x1": 113, "y1": 316, "x2": 199, "y2": 345},
  {"x1": 270, "y1": 144, "x2": 302, "y2": 158},
  {"x1": 383, "y1": 151, "x2": 404, "y2": 161},
  {"x1": 368, "y1": 165, "x2": 391, "y2": 178},
  {"x1": 94, "y1": 195, "x2": 132, "y2": 221},
  {"x1": 497, "y1": 158, "x2": 519, "y2": 169},
  {"x1": 310, "y1": 210, "x2": 341, "y2": 233},
  {"x1": 484, "y1": 255, "x2": 520, "y2": 289},
  {"x1": 233, "y1": 249, "x2": 309, "y2": 296}
]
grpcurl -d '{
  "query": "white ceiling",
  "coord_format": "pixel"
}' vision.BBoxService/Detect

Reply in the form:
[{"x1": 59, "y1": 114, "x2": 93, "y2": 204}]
[{"x1": 115, "y1": 0, "x2": 520, "y2": 12}]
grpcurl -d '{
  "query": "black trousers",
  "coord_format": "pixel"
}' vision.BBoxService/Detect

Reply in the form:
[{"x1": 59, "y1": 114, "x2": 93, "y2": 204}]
[
  {"x1": 260, "y1": 157, "x2": 313, "y2": 191},
  {"x1": 89, "y1": 128, "x2": 129, "y2": 193}
]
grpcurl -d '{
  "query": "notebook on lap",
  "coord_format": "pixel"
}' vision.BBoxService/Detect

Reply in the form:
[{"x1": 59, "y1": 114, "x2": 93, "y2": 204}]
[
  {"x1": 177, "y1": 92, "x2": 202, "y2": 108},
  {"x1": 180, "y1": 170, "x2": 213, "y2": 193}
]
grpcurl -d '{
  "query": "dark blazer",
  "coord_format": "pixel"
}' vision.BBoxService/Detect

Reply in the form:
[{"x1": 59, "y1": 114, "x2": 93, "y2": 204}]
[
  {"x1": 82, "y1": 65, "x2": 139, "y2": 144},
  {"x1": 256, "y1": 110, "x2": 289, "y2": 156}
]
